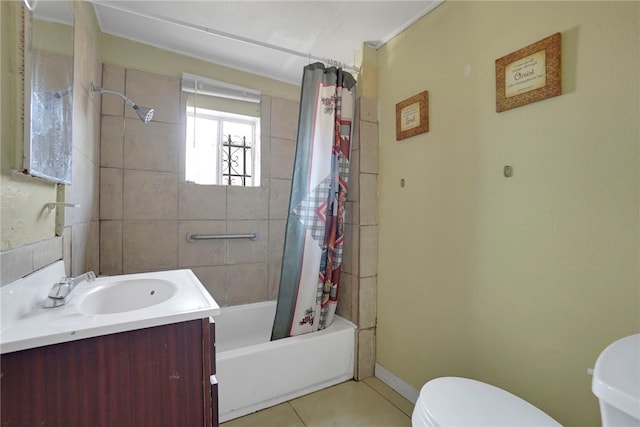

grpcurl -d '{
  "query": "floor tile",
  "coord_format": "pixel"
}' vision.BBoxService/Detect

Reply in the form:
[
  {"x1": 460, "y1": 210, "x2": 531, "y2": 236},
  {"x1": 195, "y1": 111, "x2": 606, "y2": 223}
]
[
  {"x1": 363, "y1": 377, "x2": 415, "y2": 418},
  {"x1": 222, "y1": 403, "x2": 304, "y2": 427},
  {"x1": 289, "y1": 380, "x2": 411, "y2": 427}
]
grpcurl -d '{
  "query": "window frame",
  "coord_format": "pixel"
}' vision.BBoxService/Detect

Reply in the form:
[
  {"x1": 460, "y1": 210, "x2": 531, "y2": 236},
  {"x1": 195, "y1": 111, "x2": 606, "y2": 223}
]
[{"x1": 185, "y1": 106, "x2": 261, "y2": 187}]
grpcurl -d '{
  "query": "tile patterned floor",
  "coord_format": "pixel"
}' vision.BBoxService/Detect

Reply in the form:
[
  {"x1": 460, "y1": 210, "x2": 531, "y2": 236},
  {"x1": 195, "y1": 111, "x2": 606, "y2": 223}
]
[{"x1": 222, "y1": 377, "x2": 414, "y2": 427}]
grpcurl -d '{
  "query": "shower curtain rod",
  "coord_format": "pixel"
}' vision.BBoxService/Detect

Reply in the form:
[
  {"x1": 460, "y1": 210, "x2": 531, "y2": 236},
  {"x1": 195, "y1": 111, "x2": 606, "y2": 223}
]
[{"x1": 96, "y1": 3, "x2": 361, "y2": 74}]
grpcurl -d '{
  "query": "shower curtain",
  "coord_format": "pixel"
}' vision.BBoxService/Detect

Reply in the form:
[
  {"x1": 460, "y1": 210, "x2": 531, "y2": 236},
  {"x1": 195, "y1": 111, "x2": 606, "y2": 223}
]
[{"x1": 271, "y1": 62, "x2": 357, "y2": 340}]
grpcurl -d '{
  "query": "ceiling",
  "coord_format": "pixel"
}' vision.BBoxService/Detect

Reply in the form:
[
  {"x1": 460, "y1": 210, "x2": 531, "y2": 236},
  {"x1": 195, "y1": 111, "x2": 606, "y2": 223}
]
[{"x1": 34, "y1": 0, "x2": 443, "y2": 85}]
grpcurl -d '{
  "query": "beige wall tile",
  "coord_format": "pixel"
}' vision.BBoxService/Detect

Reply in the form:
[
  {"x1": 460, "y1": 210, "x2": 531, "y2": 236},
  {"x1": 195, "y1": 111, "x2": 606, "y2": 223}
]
[
  {"x1": 268, "y1": 259, "x2": 282, "y2": 300},
  {"x1": 177, "y1": 93, "x2": 188, "y2": 177},
  {"x1": 0, "y1": 245, "x2": 34, "y2": 286},
  {"x1": 260, "y1": 95, "x2": 272, "y2": 138},
  {"x1": 269, "y1": 178, "x2": 291, "y2": 220},
  {"x1": 356, "y1": 328, "x2": 376, "y2": 380},
  {"x1": 33, "y1": 236, "x2": 63, "y2": 271},
  {"x1": 123, "y1": 170, "x2": 178, "y2": 220},
  {"x1": 260, "y1": 99, "x2": 272, "y2": 183},
  {"x1": 359, "y1": 276, "x2": 377, "y2": 329},
  {"x1": 101, "y1": 64, "x2": 125, "y2": 117},
  {"x1": 360, "y1": 121, "x2": 379, "y2": 174},
  {"x1": 226, "y1": 221, "x2": 268, "y2": 264},
  {"x1": 360, "y1": 225, "x2": 377, "y2": 278},
  {"x1": 359, "y1": 98, "x2": 378, "y2": 123},
  {"x1": 270, "y1": 138, "x2": 295, "y2": 179},
  {"x1": 63, "y1": 227, "x2": 71, "y2": 277},
  {"x1": 268, "y1": 220, "x2": 286, "y2": 261},
  {"x1": 100, "y1": 220, "x2": 122, "y2": 275},
  {"x1": 347, "y1": 201, "x2": 360, "y2": 226},
  {"x1": 191, "y1": 265, "x2": 227, "y2": 306},
  {"x1": 227, "y1": 186, "x2": 268, "y2": 220},
  {"x1": 342, "y1": 224, "x2": 359, "y2": 276},
  {"x1": 261, "y1": 136, "x2": 272, "y2": 182},
  {"x1": 122, "y1": 220, "x2": 178, "y2": 273},
  {"x1": 123, "y1": 119, "x2": 181, "y2": 172},
  {"x1": 87, "y1": 221, "x2": 101, "y2": 275},
  {"x1": 100, "y1": 116, "x2": 124, "y2": 168},
  {"x1": 351, "y1": 275, "x2": 360, "y2": 326},
  {"x1": 125, "y1": 70, "x2": 181, "y2": 124},
  {"x1": 73, "y1": 7, "x2": 98, "y2": 95},
  {"x1": 347, "y1": 150, "x2": 360, "y2": 202},
  {"x1": 177, "y1": 220, "x2": 226, "y2": 267},
  {"x1": 227, "y1": 262, "x2": 269, "y2": 305},
  {"x1": 66, "y1": 147, "x2": 99, "y2": 225},
  {"x1": 271, "y1": 98, "x2": 299, "y2": 140},
  {"x1": 100, "y1": 167, "x2": 123, "y2": 220},
  {"x1": 336, "y1": 272, "x2": 353, "y2": 322},
  {"x1": 70, "y1": 221, "x2": 99, "y2": 276},
  {"x1": 73, "y1": 79, "x2": 101, "y2": 163},
  {"x1": 360, "y1": 173, "x2": 378, "y2": 226},
  {"x1": 178, "y1": 183, "x2": 226, "y2": 220}
]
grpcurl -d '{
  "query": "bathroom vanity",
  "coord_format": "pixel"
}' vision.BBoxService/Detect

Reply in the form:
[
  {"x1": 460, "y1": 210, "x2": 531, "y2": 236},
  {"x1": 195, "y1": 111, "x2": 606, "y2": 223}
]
[{"x1": 0, "y1": 262, "x2": 220, "y2": 427}]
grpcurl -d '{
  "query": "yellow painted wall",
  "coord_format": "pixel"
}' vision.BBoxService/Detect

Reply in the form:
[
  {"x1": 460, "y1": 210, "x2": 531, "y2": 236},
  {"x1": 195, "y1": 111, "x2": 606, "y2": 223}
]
[
  {"x1": 376, "y1": 2, "x2": 639, "y2": 426},
  {"x1": 99, "y1": 33, "x2": 300, "y2": 102}
]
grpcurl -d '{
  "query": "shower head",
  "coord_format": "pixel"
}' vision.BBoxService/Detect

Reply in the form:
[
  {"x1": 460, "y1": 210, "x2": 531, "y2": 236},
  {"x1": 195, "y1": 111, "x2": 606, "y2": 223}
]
[
  {"x1": 90, "y1": 82, "x2": 155, "y2": 123},
  {"x1": 133, "y1": 105, "x2": 154, "y2": 124}
]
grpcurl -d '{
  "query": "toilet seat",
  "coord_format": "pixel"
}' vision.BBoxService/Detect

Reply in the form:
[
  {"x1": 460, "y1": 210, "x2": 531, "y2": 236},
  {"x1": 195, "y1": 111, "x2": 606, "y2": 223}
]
[{"x1": 412, "y1": 377, "x2": 562, "y2": 427}]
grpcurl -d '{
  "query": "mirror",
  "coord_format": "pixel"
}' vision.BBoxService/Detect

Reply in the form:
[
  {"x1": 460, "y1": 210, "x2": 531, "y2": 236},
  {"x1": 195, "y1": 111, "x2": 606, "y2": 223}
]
[{"x1": 23, "y1": 1, "x2": 74, "y2": 184}]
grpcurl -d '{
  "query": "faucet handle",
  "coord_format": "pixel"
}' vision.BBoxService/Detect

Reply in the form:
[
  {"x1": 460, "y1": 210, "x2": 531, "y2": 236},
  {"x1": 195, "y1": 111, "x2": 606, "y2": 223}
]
[
  {"x1": 48, "y1": 281, "x2": 71, "y2": 300},
  {"x1": 75, "y1": 271, "x2": 96, "y2": 284}
]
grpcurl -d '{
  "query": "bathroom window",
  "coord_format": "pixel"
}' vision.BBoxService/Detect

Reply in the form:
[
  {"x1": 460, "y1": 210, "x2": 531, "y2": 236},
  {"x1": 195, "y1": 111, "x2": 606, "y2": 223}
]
[
  {"x1": 182, "y1": 73, "x2": 261, "y2": 187},
  {"x1": 185, "y1": 108, "x2": 260, "y2": 186}
]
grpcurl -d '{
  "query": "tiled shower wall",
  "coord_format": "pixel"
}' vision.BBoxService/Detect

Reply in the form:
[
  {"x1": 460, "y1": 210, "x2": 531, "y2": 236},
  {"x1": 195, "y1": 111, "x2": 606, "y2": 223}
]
[
  {"x1": 97, "y1": 66, "x2": 379, "y2": 378},
  {"x1": 337, "y1": 98, "x2": 379, "y2": 380},
  {"x1": 98, "y1": 64, "x2": 299, "y2": 307}
]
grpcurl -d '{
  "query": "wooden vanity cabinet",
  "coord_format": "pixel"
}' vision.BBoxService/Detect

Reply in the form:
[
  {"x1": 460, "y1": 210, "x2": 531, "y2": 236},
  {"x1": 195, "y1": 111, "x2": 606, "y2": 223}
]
[{"x1": 1, "y1": 318, "x2": 218, "y2": 427}]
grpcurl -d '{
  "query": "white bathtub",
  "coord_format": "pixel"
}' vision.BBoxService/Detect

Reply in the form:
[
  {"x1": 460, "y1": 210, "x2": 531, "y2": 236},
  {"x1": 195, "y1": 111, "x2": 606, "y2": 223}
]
[{"x1": 214, "y1": 301, "x2": 356, "y2": 422}]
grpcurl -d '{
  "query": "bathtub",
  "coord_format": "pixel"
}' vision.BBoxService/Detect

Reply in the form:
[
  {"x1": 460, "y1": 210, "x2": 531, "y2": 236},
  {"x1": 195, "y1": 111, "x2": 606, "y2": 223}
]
[{"x1": 214, "y1": 301, "x2": 356, "y2": 422}]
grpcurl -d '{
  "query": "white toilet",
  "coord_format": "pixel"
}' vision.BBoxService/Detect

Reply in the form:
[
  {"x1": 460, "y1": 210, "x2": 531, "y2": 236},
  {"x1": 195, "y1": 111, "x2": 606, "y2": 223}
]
[
  {"x1": 412, "y1": 376, "x2": 562, "y2": 426},
  {"x1": 592, "y1": 333, "x2": 640, "y2": 427}
]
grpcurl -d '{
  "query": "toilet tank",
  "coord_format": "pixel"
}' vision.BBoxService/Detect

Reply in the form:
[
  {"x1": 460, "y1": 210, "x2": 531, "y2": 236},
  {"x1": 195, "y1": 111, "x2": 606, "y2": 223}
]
[{"x1": 592, "y1": 334, "x2": 640, "y2": 427}]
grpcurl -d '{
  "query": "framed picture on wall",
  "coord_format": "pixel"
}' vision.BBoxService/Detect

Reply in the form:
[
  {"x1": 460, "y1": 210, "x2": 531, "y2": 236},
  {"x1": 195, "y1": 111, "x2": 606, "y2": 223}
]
[
  {"x1": 495, "y1": 32, "x2": 562, "y2": 112},
  {"x1": 396, "y1": 91, "x2": 429, "y2": 140}
]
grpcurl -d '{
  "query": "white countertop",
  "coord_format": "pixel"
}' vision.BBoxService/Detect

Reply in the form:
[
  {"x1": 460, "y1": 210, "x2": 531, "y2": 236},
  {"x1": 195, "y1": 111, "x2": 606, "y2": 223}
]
[{"x1": 1, "y1": 261, "x2": 220, "y2": 354}]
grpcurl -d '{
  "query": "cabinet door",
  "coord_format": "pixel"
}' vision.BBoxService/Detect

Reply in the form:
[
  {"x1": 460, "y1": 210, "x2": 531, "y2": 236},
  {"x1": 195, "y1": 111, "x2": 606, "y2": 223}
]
[
  {"x1": 202, "y1": 318, "x2": 218, "y2": 427},
  {"x1": 1, "y1": 320, "x2": 209, "y2": 427},
  {"x1": 211, "y1": 375, "x2": 219, "y2": 427}
]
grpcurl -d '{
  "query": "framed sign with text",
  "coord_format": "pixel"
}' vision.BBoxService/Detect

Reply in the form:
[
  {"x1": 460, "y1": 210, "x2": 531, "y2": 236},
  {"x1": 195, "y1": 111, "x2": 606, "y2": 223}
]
[
  {"x1": 495, "y1": 32, "x2": 561, "y2": 112},
  {"x1": 396, "y1": 91, "x2": 429, "y2": 140}
]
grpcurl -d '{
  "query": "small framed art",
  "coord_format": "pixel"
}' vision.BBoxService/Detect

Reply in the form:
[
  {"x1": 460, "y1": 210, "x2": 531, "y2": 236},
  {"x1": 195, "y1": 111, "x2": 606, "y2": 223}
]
[
  {"x1": 495, "y1": 32, "x2": 561, "y2": 112},
  {"x1": 396, "y1": 91, "x2": 429, "y2": 140}
]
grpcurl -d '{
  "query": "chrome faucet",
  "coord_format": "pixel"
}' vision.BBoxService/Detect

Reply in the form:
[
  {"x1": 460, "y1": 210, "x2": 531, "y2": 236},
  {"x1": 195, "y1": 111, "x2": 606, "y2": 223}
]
[{"x1": 43, "y1": 271, "x2": 96, "y2": 308}]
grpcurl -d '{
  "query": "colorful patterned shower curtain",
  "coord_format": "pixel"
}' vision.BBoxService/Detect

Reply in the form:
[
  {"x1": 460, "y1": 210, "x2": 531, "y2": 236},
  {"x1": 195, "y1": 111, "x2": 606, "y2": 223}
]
[{"x1": 271, "y1": 63, "x2": 357, "y2": 340}]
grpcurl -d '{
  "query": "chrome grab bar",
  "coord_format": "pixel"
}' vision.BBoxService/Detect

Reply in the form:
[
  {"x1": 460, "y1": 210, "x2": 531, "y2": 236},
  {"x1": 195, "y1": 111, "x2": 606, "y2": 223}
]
[{"x1": 186, "y1": 232, "x2": 259, "y2": 243}]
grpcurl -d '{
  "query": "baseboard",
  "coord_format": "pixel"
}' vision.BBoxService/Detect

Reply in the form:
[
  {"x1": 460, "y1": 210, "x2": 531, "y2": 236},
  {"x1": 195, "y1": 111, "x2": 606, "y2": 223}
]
[{"x1": 374, "y1": 363, "x2": 420, "y2": 404}]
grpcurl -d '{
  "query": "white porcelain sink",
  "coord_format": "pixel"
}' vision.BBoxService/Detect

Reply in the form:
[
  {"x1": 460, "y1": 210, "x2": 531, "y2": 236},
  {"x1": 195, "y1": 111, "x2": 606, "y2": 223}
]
[
  {"x1": 0, "y1": 262, "x2": 220, "y2": 354},
  {"x1": 79, "y1": 278, "x2": 178, "y2": 315}
]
